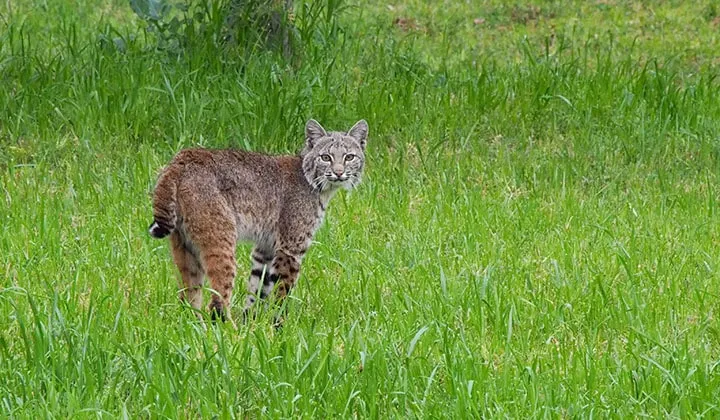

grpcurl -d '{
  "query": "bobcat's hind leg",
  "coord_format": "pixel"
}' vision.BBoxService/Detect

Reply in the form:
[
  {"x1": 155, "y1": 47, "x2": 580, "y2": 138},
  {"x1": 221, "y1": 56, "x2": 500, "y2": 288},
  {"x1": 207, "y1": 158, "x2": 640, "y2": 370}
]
[
  {"x1": 202, "y1": 245, "x2": 237, "y2": 326},
  {"x1": 181, "y1": 189, "x2": 239, "y2": 326},
  {"x1": 170, "y1": 232, "x2": 205, "y2": 315},
  {"x1": 194, "y1": 229, "x2": 237, "y2": 326}
]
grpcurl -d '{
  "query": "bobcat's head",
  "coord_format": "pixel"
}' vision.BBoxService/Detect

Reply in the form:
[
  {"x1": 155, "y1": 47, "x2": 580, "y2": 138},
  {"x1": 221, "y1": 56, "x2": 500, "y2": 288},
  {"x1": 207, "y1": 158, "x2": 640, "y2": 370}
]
[{"x1": 301, "y1": 119, "x2": 368, "y2": 192}]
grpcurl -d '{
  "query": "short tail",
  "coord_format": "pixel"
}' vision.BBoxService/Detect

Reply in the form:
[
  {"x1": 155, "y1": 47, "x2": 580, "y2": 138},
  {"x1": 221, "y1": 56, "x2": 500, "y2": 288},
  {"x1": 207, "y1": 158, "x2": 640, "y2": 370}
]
[{"x1": 149, "y1": 165, "x2": 180, "y2": 239}]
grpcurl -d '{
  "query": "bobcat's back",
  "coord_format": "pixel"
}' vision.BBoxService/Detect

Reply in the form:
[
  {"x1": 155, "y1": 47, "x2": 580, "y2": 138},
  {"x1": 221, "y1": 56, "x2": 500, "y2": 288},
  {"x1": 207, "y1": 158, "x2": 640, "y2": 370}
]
[{"x1": 149, "y1": 148, "x2": 304, "y2": 242}]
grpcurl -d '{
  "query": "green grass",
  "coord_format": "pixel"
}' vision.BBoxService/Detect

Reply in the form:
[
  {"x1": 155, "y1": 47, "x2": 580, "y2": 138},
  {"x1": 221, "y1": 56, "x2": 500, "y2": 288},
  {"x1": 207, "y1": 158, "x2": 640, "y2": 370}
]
[{"x1": 2, "y1": 0, "x2": 720, "y2": 417}]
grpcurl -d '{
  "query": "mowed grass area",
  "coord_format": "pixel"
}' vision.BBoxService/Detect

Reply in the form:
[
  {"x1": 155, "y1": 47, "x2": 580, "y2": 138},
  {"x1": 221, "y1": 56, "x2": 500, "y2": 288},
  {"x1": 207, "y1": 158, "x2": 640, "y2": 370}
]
[{"x1": 2, "y1": 0, "x2": 720, "y2": 416}]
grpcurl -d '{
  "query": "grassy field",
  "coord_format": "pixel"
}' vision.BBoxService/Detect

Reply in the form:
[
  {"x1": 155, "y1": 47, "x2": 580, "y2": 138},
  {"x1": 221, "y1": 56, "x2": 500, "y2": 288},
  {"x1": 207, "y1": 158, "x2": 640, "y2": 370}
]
[{"x1": 2, "y1": 0, "x2": 720, "y2": 417}]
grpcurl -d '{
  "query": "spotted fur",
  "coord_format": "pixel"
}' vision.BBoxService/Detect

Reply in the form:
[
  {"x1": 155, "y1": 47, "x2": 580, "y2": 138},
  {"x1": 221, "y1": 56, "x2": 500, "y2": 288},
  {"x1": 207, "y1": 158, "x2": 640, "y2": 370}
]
[{"x1": 149, "y1": 119, "x2": 368, "y2": 324}]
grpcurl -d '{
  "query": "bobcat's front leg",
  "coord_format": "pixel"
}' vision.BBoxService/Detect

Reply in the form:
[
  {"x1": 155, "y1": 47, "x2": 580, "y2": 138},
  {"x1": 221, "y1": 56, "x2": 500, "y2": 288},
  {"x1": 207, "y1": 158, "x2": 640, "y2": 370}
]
[
  {"x1": 261, "y1": 249, "x2": 303, "y2": 299},
  {"x1": 261, "y1": 248, "x2": 304, "y2": 325},
  {"x1": 244, "y1": 247, "x2": 274, "y2": 311}
]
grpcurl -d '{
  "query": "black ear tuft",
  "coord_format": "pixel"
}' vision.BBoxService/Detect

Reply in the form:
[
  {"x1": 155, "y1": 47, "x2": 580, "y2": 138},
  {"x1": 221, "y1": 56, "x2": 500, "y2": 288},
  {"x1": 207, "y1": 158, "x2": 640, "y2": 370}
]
[
  {"x1": 305, "y1": 119, "x2": 327, "y2": 148},
  {"x1": 347, "y1": 120, "x2": 368, "y2": 149}
]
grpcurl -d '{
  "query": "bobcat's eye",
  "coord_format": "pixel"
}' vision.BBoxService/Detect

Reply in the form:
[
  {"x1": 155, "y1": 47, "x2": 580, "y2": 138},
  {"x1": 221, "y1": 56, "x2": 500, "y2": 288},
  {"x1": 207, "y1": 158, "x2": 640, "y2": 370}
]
[
  {"x1": 344, "y1": 154, "x2": 356, "y2": 162},
  {"x1": 320, "y1": 154, "x2": 332, "y2": 162}
]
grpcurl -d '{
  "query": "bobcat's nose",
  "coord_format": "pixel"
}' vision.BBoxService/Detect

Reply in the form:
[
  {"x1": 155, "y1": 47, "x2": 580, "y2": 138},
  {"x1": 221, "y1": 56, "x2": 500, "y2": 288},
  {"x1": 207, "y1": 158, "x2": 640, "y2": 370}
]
[{"x1": 332, "y1": 164, "x2": 345, "y2": 177}]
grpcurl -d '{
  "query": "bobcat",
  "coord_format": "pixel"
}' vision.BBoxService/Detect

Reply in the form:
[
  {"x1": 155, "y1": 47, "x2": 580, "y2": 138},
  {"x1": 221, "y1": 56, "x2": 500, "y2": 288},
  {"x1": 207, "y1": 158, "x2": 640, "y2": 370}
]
[{"x1": 148, "y1": 119, "x2": 368, "y2": 324}]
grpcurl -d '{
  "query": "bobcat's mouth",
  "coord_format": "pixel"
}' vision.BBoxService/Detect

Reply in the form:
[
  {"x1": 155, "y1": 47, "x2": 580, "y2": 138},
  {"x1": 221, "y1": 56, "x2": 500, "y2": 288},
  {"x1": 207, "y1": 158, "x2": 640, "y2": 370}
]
[
  {"x1": 315, "y1": 173, "x2": 359, "y2": 191},
  {"x1": 326, "y1": 173, "x2": 349, "y2": 183},
  {"x1": 330, "y1": 174, "x2": 361, "y2": 190}
]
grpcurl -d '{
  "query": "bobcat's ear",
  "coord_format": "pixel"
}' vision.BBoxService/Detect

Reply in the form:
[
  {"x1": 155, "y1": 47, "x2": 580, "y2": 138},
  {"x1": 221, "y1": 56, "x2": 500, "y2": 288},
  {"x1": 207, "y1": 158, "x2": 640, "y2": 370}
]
[
  {"x1": 347, "y1": 119, "x2": 368, "y2": 149},
  {"x1": 305, "y1": 119, "x2": 327, "y2": 148}
]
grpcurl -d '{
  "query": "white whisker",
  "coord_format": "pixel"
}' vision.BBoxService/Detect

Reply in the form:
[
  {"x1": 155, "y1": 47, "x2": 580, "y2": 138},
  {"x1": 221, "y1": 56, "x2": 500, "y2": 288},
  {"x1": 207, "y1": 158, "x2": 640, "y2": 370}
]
[{"x1": 310, "y1": 174, "x2": 325, "y2": 190}]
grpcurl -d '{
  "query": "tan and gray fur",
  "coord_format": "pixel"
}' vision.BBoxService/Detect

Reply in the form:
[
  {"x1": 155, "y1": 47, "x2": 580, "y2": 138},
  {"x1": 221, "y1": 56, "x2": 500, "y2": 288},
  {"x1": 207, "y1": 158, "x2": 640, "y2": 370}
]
[{"x1": 148, "y1": 119, "x2": 368, "y2": 323}]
